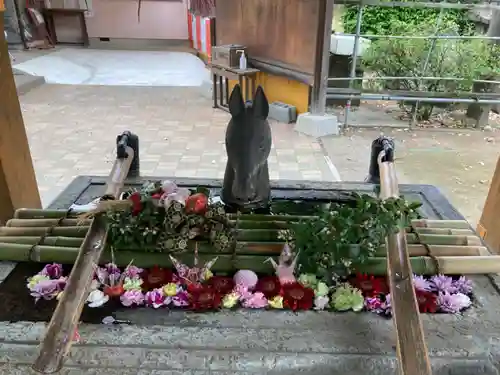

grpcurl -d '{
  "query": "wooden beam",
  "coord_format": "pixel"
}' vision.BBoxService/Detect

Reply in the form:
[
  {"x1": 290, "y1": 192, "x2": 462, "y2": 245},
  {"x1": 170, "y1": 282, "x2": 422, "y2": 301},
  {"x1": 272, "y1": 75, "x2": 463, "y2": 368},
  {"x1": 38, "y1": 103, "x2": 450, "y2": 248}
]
[
  {"x1": 310, "y1": 0, "x2": 334, "y2": 114},
  {"x1": 477, "y1": 155, "x2": 500, "y2": 253},
  {"x1": 0, "y1": 16, "x2": 41, "y2": 225}
]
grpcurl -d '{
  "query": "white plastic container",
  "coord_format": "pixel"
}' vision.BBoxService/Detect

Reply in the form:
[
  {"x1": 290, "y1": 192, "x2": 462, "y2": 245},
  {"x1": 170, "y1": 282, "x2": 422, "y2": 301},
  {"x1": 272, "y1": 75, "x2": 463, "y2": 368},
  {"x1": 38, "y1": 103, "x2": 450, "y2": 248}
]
[
  {"x1": 237, "y1": 50, "x2": 247, "y2": 70},
  {"x1": 330, "y1": 34, "x2": 371, "y2": 56}
]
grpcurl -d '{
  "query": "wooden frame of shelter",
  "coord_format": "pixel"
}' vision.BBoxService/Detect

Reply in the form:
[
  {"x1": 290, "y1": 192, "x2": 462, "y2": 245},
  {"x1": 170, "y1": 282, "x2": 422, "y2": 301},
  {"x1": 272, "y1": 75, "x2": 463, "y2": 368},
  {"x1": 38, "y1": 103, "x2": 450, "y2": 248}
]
[{"x1": 1, "y1": 4, "x2": 498, "y2": 374}]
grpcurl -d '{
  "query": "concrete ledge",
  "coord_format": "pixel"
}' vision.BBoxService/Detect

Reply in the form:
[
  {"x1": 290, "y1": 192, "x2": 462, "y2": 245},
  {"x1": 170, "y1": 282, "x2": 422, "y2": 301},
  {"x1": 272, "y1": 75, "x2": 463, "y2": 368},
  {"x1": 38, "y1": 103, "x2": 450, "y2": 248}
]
[
  {"x1": 88, "y1": 38, "x2": 196, "y2": 54},
  {"x1": 14, "y1": 74, "x2": 45, "y2": 95}
]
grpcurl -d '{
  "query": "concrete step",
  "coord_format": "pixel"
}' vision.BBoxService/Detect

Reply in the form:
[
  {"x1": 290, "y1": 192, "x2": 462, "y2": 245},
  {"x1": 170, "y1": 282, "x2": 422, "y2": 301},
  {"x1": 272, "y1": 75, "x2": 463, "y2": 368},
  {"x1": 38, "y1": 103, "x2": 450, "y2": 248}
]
[
  {"x1": 14, "y1": 74, "x2": 45, "y2": 95},
  {"x1": 0, "y1": 342, "x2": 496, "y2": 375}
]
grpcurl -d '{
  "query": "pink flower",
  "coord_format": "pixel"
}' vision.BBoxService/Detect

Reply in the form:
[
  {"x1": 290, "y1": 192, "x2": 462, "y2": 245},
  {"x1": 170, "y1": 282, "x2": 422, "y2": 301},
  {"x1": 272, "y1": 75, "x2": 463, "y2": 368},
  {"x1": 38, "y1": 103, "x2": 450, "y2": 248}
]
[
  {"x1": 123, "y1": 265, "x2": 144, "y2": 279},
  {"x1": 412, "y1": 274, "x2": 431, "y2": 292},
  {"x1": 233, "y1": 270, "x2": 258, "y2": 290},
  {"x1": 40, "y1": 263, "x2": 63, "y2": 279},
  {"x1": 172, "y1": 290, "x2": 190, "y2": 307},
  {"x1": 452, "y1": 276, "x2": 473, "y2": 294},
  {"x1": 30, "y1": 278, "x2": 66, "y2": 302},
  {"x1": 437, "y1": 292, "x2": 471, "y2": 313},
  {"x1": 233, "y1": 283, "x2": 252, "y2": 301},
  {"x1": 145, "y1": 288, "x2": 167, "y2": 308},
  {"x1": 365, "y1": 296, "x2": 384, "y2": 313},
  {"x1": 429, "y1": 275, "x2": 456, "y2": 293},
  {"x1": 242, "y1": 292, "x2": 268, "y2": 308},
  {"x1": 120, "y1": 290, "x2": 145, "y2": 307}
]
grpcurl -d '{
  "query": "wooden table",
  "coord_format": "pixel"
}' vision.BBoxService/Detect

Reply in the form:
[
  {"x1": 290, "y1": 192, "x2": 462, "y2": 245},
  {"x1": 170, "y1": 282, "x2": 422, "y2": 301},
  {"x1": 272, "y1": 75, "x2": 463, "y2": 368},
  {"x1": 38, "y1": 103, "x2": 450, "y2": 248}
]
[
  {"x1": 209, "y1": 64, "x2": 259, "y2": 112},
  {"x1": 43, "y1": 8, "x2": 89, "y2": 47}
]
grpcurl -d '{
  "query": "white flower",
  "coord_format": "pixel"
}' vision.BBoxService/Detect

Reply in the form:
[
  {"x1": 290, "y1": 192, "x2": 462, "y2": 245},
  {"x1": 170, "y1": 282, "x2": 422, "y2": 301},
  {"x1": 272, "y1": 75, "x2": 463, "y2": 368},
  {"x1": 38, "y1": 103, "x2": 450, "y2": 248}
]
[
  {"x1": 314, "y1": 295, "x2": 330, "y2": 310},
  {"x1": 86, "y1": 290, "x2": 109, "y2": 308}
]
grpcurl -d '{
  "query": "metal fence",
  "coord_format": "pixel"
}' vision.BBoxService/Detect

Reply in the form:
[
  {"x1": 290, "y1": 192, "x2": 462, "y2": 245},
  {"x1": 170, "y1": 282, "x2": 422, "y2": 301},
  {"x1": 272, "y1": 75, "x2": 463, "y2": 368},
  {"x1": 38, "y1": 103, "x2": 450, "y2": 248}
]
[{"x1": 326, "y1": 0, "x2": 500, "y2": 128}]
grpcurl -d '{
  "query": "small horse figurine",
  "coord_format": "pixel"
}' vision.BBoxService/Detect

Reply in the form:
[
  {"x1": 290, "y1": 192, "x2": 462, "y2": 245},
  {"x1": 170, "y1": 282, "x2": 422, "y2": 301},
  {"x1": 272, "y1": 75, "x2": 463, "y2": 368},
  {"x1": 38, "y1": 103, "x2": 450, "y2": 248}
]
[{"x1": 221, "y1": 84, "x2": 272, "y2": 210}]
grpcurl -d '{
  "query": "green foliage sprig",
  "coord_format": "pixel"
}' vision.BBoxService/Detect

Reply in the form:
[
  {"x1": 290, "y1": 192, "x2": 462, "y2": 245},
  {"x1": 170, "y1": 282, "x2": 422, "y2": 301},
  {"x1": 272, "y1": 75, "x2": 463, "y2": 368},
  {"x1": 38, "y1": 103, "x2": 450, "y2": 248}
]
[{"x1": 279, "y1": 193, "x2": 421, "y2": 280}]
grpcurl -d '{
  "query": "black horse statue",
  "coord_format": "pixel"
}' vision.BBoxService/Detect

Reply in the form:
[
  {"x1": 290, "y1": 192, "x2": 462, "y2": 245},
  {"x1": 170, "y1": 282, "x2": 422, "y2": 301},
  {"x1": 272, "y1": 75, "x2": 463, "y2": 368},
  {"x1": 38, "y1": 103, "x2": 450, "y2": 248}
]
[{"x1": 221, "y1": 84, "x2": 272, "y2": 210}]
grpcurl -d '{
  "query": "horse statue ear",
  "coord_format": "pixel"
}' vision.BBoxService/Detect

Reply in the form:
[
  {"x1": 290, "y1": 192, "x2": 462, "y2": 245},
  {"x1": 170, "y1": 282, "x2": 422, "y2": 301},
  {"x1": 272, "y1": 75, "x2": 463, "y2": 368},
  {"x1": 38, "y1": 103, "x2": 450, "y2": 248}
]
[
  {"x1": 253, "y1": 86, "x2": 269, "y2": 119},
  {"x1": 228, "y1": 84, "x2": 245, "y2": 118}
]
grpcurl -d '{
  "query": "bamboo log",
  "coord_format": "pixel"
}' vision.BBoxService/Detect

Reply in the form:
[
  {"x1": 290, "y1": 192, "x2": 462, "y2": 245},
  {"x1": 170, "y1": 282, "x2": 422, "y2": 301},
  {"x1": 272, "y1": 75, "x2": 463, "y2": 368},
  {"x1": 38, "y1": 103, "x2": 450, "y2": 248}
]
[
  {"x1": 412, "y1": 219, "x2": 470, "y2": 229},
  {"x1": 379, "y1": 154, "x2": 432, "y2": 375},
  {"x1": 32, "y1": 146, "x2": 134, "y2": 374},
  {"x1": 0, "y1": 242, "x2": 496, "y2": 275},
  {"x1": 0, "y1": 226, "x2": 89, "y2": 237},
  {"x1": 415, "y1": 227, "x2": 475, "y2": 236},
  {"x1": 14, "y1": 209, "x2": 79, "y2": 219},
  {"x1": 0, "y1": 236, "x2": 83, "y2": 247},
  {"x1": 5, "y1": 218, "x2": 91, "y2": 227}
]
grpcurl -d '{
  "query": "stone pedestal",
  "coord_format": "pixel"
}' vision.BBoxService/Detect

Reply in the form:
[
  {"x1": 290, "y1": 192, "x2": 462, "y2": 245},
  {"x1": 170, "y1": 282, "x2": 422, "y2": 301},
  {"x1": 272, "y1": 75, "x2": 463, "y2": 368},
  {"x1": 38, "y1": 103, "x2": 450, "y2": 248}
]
[{"x1": 294, "y1": 112, "x2": 339, "y2": 138}]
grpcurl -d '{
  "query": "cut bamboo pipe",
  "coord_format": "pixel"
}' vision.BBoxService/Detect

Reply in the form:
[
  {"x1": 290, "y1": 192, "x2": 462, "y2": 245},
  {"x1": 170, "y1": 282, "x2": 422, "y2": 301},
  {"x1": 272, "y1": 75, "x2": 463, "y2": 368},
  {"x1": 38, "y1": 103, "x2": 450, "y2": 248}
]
[
  {"x1": 32, "y1": 145, "x2": 134, "y2": 374},
  {"x1": 5, "y1": 218, "x2": 91, "y2": 227},
  {"x1": 0, "y1": 226, "x2": 89, "y2": 237}
]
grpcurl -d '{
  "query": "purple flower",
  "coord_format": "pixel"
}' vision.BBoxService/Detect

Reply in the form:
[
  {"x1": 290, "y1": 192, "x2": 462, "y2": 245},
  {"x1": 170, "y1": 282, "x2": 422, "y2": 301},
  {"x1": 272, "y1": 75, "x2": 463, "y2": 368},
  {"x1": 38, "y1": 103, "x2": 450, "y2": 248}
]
[
  {"x1": 452, "y1": 276, "x2": 473, "y2": 295},
  {"x1": 233, "y1": 283, "x2": 252, "y2": 301},
  {"x1": 30, "y1": 279, "x2": 64, "y2": 302},
  {"x1": 412, "y1": 274, "x2": 431, "y2": 292},
  {"x1": 123, "y1": 265, "x2": 144, "y2": 279},
  {"x1": 429, "y1": 275, "x2": 457, "y2": 293},
  {"x1": 120, "y1": 290, "x2": 145, "y2": 307},
  {"x1": 437, "y1": 292, "x2": 471, "y2": 313},
  {"x1": 242, "y1": 292, "x2": 268, "y2": 308},
  {"x1": 105, "y1": 263, "x2": 121, "y2": 275},
  {"x1": 172, "y1": 290, "x2": 190, "y2": 307},
  {"x1": 145, "y1": 288, "x2": 167, "y2": 308},
  {"x1": 95, "y1": 267, "x2": 109, "y2": 285},
  {"x1": 39, "y1": 263, "x2": 63, "y2": 279}
]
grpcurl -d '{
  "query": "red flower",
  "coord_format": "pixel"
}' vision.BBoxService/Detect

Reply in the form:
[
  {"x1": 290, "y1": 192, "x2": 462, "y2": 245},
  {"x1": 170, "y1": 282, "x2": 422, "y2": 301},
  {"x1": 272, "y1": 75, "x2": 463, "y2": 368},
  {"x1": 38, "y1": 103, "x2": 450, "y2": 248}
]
[
  {"x1": 141, "y1": 266, "x2": 174, "y2": 290},
  {"x1": 255, "y1": 276, "x2": 281, "y2": 299},
  {"x1": 208, "y1": 276, "x2": 234, "y2": 295},
  {"x1": 129, "y1": 192, "x2": 143, "y2": 216},
  {"x1": 151, "y1": 193, "x2": 162, "y2": 200},
  {"x1": 103, "y1": 284, "x2": 124, "y2": 298},
  {"x1": 190, "y1": 286, "x2": 222, "y2": 311},
  {"x1": 350, "y1": 273, "x2": 389, "y2": 297},
  {"x1": 415, "y1": 289, "x2": 437, "y2": 313},
  {"x1": 185, "y1": 193, "x2": 208, "y2": 215},
  {"x1": 282, "y1": 282, "x2": 314, "y2": 311}
]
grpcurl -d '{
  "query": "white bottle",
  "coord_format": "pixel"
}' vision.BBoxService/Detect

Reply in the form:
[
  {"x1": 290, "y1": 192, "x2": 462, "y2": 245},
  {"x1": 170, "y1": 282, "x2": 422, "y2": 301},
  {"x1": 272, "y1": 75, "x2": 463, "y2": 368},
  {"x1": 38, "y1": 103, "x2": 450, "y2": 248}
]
[{"x1": 238, "y1": 50, "x2": 247, "y2": 70}]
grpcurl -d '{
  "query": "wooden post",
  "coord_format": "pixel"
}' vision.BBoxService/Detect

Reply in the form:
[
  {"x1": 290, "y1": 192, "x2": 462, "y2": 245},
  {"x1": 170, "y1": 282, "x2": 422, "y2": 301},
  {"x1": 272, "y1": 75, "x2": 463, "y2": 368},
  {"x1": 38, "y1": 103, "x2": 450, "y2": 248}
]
[
  {"x1": 0, "y1": 16, "x2": 42, "y2": 225},
  {"x1": 478, "y1": 155, "x2": 500, "y2": 254},
  {"x1": 310, "y1": 0, "x2": 334, "y2": 114}
]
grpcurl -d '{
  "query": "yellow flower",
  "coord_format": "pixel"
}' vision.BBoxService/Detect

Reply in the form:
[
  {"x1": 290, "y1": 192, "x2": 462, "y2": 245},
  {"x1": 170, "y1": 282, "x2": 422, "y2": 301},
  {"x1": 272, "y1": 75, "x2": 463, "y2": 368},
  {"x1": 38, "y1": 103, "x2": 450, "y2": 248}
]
[
  {"x1": 268, "y1": 295, "x2": 284, "y2": 309},
  {"x1": 163, "y1": 283, "x2": 178, "y2": 297},
  {"x1": 27, "y1": 274, "x2": 50, "y2": 289},
  {"x1": 222, "y1": 292, "x2": 239, "y2": 308},
  {"x1": 204, "y1": 269, "x2": 213, "y2": 280}
]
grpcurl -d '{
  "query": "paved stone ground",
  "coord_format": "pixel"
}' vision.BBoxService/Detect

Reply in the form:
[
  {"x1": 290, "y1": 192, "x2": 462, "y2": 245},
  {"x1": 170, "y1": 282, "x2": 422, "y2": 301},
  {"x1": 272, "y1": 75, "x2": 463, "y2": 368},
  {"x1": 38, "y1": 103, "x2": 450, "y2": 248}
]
[{"x1": 19, "y1": 84, "x2": 335, "y2": 207}]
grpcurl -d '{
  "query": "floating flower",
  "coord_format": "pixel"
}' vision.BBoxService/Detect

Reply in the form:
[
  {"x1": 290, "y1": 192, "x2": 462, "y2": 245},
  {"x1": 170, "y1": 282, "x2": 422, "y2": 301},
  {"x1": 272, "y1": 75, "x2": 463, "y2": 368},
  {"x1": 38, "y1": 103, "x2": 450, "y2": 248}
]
[
  {"x1": 349, "y1": 274, "x2": 388, "y2": 297},
  {"x1": 129, "y1": 192, "x2": 143, "y2": 216},
  {"x1": 233, "y1": 283, "x2": 252, "y2": 301},
  {"x1": 282, "y1": 282, "x2": 314, "y2": 311},
  {"x1": 222, "y1": 292, "x2": 240, "y2": 308},
  {"x1": 145, "y1": 288, "x2": 167, "y2": 309},
  {"x1": 452, "y1": 276, "x2": 473, "y2": 295},
  {"x1": 315, "y1": 282, "x2": 329, "y2": 297},
  {"x1": 87, "y1": 290, "x2": 109, "y2": 308},
  {"x1": 208, "y1": 276, "x2": 234, "y2": 295},
  {"x1": 429, "y1": 274, "x2": 456, "y2": 294},
  {"x1": 268, "y1": 295, "x2": 284, "y2": 309},
  {"x1": 39, "y1": 263, "x2": 63, "y2": 279},
  {"x1": 185, "y1": 193, "x2": 209, "y2": 214},
  {"x1": 437, "y1": 292, "x2": 471, "y2": 313},
  {"x1": 314, "y1": 295, "x2": 330, "y2": 310},
  {"x1": 331, "y1": 284, "x2": 364, "y2": 312},
  {"x1": 27, "y1": 274, "x2": 50, "y2": 290},
  {"x1": 242, "y1": 292, "x2": 268, "y2": 309},
  {"x1": 190, "y1": 286, "x2": 222, "y2": 311},
  {"x1": 415, "y1": 289, "x2": 438, "y2": 313},
  {"x1": 30, "y1": 279, "x2": 62, "y2": 302},
  {"x1": 233, "y1": 270, "x2": 258, "y2": 290},
  {"x1": 142, "y1": 266, "x2": 174, "y2": 290},
  {"x1": 123, "y1": 265, "x2": 144, "y2": 279},
  {"x1": 103, "y1": 284, "x2": 124, "y2": 298},
  {"x1": 412, "y1": 274, "x2": 431, "y2": 292},
  {"x1": 172, "y1": 290, "x2": 190, "y2": 307},
  {"x1": 123, "y1": 277, "x2": 143, "y2": 291},
  {"x1": 163, "y1": 283, "x2": 179, "y2": 297},
  {"x1": 365, "y1": 296, "x2": 385, "y2": 314},
  {"x1": 120, "y1": 290, "x2": 145, "y2": 307},
  {"x1": 255, "y1": 276, "x2": 281, "y2": 299},
  {"x1": 298, "y1": 274, "x2": 318, "y2": 289}
]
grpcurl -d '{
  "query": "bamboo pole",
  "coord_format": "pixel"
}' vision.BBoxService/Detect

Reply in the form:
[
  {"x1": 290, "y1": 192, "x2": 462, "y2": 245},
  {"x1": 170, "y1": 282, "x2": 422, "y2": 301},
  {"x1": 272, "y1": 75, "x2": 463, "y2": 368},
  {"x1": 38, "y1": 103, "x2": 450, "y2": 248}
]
[
  {"x1": 378, "y1": 150, "x2": 432, "y2": 375},
  {"x1": 5, "y1": 218, "x2": 91, "y2": 227},
  {"x1": 0, "y1": 226, "x2": 89, "y2": 237},
  {"x1": 32, "y1": 146, "x2": 134, "y2": 374},
  {"x1": 0, "y1": 236, "x2": 83, "y2": 247}
]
